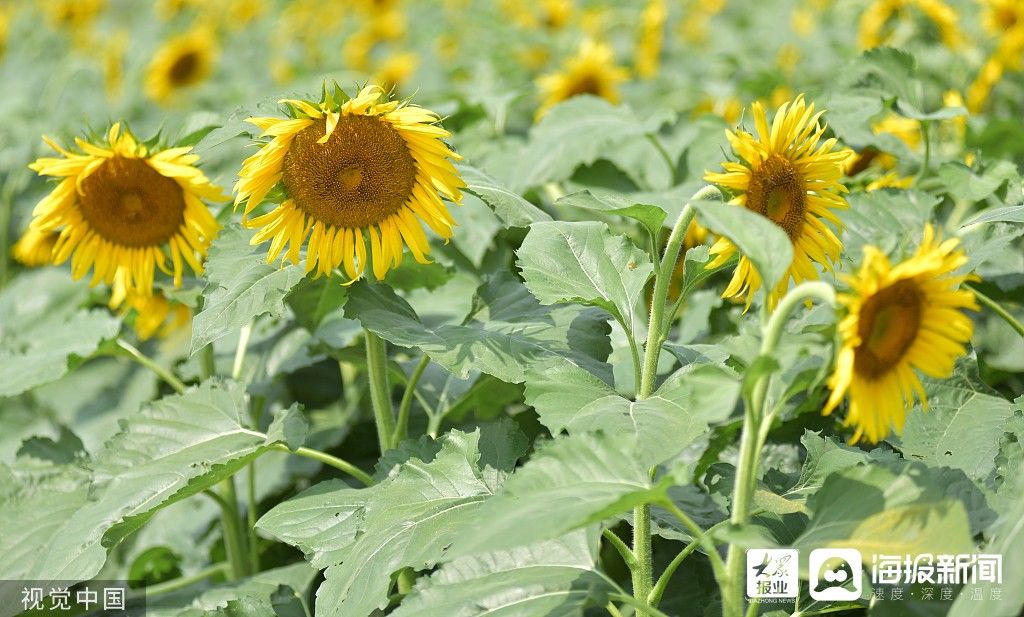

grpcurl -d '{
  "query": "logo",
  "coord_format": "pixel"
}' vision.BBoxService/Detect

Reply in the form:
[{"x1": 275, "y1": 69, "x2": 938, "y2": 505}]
[
  {"x1": 810, "y1": 548, "x2": 863, "y2": 601},
  {"x1": 746, "y1": 549, "x2": 798, "y2": 599}
]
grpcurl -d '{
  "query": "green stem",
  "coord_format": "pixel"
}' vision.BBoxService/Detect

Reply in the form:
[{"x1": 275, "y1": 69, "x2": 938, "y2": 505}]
[
  {"x1": 603, "y1": 528, "x2": 638, "y2": 569},
  {"x1": 607, "y1": 593, "x2": 673, "y2": 617},
  {"x1": 649, "y1": 517, "x2": 731, "y2": 608},
  {"x1": 216, "y1": 478, "x2": 249, "y2": 580},
  {"x1": 724, "y1": 282, "x2": 835, "y2": 617},
  {"x1": 396, "y1": 568, "x2": 416, "y2": 595},
  {"x1": 269, "y1": 442, "x2": 373, "y2": 486},
  {"x1": 915, "y1": 120, "x2": 932, "y2": 185},
  {"x1": 141, "y1": 562, "x2": 229, "y2": 596},
  {"x1": 394, "y1": 354, "x2": 430, "y2": 445},
  {"x1": 606, "y1": 602, "x2": 626, "y2": 617},
  {"x1": 967, "y1": 284, "x2": 1024, "y2": 337},
  {"x1": 631, "y1": 504, "x2": 654, "y2": 617},
  {"x1": 116, "y1": 339, "x2": 187, "y2": 394},
  {"x1": 246, "y1": 394, "x2": 265, "y2": 575},
  {"x1": 232, "y1": 321, "x2": 253, "y2": 381},
  {"x1": 365, "y1": 329, "x2": 397, "y2": 454},
  {"x1": 200, "y1": 344, "x2": 216, "y2": 380}
]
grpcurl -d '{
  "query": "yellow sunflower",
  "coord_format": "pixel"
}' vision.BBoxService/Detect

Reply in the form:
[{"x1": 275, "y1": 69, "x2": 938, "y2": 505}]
[
  {"x1": 859, "y1": 0, "x2": 961, "y2": 49},
  {"x1": 26, "y1": 123, "x2": 225, "y2": 308},
  {"x1": 536, "y1": 39, "x2": 629, "y2": 118},
  {"x1": 234, "y1": 84, "x2": 464, "y2": 281},
  {"x1": 824, "y1": 225, "x2": 978, "y2": 443},
  {"x1": 122, "y1": 291, "x2": 191, "y2": 340},
  {"x1": 635, "y1": 0, "x2": 667, "y2": 79},
  {"x1": 704, "y1": 95, "x2": 850, "y2": 309},
  {"x1": 144, "y1": 26, "x2": 217, "y2": 104},
  {"x1": 11, "y1": 227, "x2": 60, "y2": 267}
]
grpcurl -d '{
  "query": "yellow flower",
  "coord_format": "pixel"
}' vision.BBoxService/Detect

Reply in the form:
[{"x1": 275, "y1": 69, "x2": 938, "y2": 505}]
[
  {"x1": 11, "y1": 227, "x2": 60, "y2": 267},
  {"x1": 536, "y1": 39, "x2": 629, "y2": 118},
  {"x1": 968, "y1": 0, "x2": 1024, "y2": 112},
  {"x1": 866, "y1": 171, "x2": 914, "y2": 191},
  {"x1": 103, "y1": 29, "x2": 129, "y2": 100},
  {"x1": 144, "y1": 27, "x2": 218, "y2": 104},
  {"x1": 704, "y1": 95, "x2": 850, "y2": 309},
  {"x1": 693, "y1": 96, "x2": 743, "y2": 125},
  {"x1": 122, "y1": 290, "x2": 191, "y2": 341},
  {"x1": 235, "y1": 84, "x2": 464, "y2": 281},
  {"x1": 375, "y1": 51, "x2": 419, "y2": 92},
  {"x1": 26, "y1": 123, "x2": 225, "y2": 308},
  {"x1": 824, "y1": 226, "x2": 978, "y2": 443},
  {"x1": 859, "y1": 0, "x2": 962, "y2": 49},
  {"x1": 501, "y1": 0, "x2": 573, "y2": 30},
  {"x1": 635, "y1": 0, "x2": 667, "y2": 79}
]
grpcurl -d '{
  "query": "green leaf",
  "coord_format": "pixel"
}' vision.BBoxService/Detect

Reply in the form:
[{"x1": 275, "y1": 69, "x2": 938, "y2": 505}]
[
  {"x1": 517, "y1": 221, "x2": 654, "y2": 339},
  {"x1": 839, "y1": 189, "x2": 941, "y2": 260},
  {"x1": 688, "y1": 199, "x2": 794, "y2": 293},
  {"x1": 0, "y1": 270, "x2": 119, "y2": 398},
  {"x1": 285, "y1": 276, "x2": 348, "y2": 331},
  {"x1": 894, "y1": 358, "x2": 1016, "y2": 481},
  {"x1": 783, "y1": 432, "x2": 889, "y2": 503},
  {"x1": 256, "y1": 479, "x2": 374, "y2": 570},
  {"x1": 315, "y1": 428, "x2": 520, "y2": 617},
  {"x1": 0, "y1": 380, "x2": 270, "y2": 585},
  {"x1": 346, "y1": 273, "x2": 611, "y2": 384},
  {"x1": 191, "y1": 225, "x2": 305, "y2": 354},
  {"x1": 266, "y1": 404, "x2": 308, "y2": 451},
  {"x1": 961, "y1": 205, "x2": 1024, "y2": 227},
  {"x1": 526, "y1": 362, "x2": 739, "y2": 467},
  {"x1": 792, "y1": 464, "x2": 975, "y2": 565},
  {"x1": 555, "y1": 189, "x2": 667, "y2": 238},
  {"x1": 937, "y1": 160, "x2": 1017, "y2": 203},
  {"x1": 517, "y1": 96, "x2": 673, "y2": 189},
  {"x1": 448, "y1": 432, "x2": 663, "y2": 558},
  {"x1": 391, "y1": 529, "x2": 620, "y2": 617},
  {"x1": 459, "y1": 164, "x2": 552, "y2": 227}
]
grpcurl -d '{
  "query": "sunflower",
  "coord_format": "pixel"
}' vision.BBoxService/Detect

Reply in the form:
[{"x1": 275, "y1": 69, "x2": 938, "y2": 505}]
[
  {"x1": 26, "y1": 123, "x2": 225, "y2": 308},
  {"x1": 234, "y1": 84, "x2": 464, "y2": 281},
  {"x1": 11, "y1": 227, "x2": 60, "y2": 267},
  {"x1": 144, "y1": 26, "x2": 217, "y2": 104},
  {"x1": 536, "y1": 39, "x2": 629, "y2": 118},
  {"x1": 635, "y1": 0, "x2": 667, "y2": 79},
  {"x1": 122, "y1": 291, "x2": 191, "y2": 341},
  {"x1": 704, "y1": 95, "x2": 850, "y2": 309},
  {"x1": 374, "y1": 51, "x2": 419, "y2": 92},
  {"x1": 967, "y1": 0, "x2": 1024, "y2": 112},
  {"x1": 824, "y1": 226, "x2": 978, "y2": 443},
  {"x1": 859, "y1": 0, "x2": 962, "y2": 49}
]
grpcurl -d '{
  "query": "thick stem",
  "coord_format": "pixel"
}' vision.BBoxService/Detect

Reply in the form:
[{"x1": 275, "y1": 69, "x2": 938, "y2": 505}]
[
  {"x1": 200, "y1": 344, "x2": 216, "y2": 380},
  {"x1": 140, "y1": 562, "x2": 229, "y2": 596},
  {"x1": 631, "y1": 505, "x2": 654, "y2": 617},
  {"x1": 216, "y1": 478, "x2": 249, "y2": 580},
  {"x1": 967, "y1": 284, "x2": 1024, "y2": 337},
  {"x1": 364, "y1": 329, "x2": 397, "y2": 454},
  {"x1": 394, "y1": 354, "x2": 430, "y2": 445},
  {"x1": 117, "y1": 339, "x2": 187, "y2": 394},
  {"x1": 232, "y1": 322, "x2": 253, "y2": 381}
]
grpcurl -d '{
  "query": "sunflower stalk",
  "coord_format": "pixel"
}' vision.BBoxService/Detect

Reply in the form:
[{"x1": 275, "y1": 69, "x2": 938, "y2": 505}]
[
  {"x1": 723, "y1": 282, "x2": 835, "y2": 617},
  {"x1": 116, "y1": 339, "x2": 187, "y2": 394},
  {"x1": 365, "y1": 329, "x2": 397, "y2": 454}
]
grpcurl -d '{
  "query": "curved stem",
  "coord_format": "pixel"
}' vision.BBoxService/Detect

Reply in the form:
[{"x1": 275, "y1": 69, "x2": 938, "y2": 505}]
[
  {"x1": 603, "y1": 528, "x2": 638, "y2": 569},
  {"x1": 966, "y1": 284, "x2": 1024, "y2": 337},
  {"x1": 394, "y1": 354, "x2": 430, "y2": 445},
  {"x1": 649, "y1": 517, "x2": 731, "y2": 607},
  {"x1": 270, "y1": 442, "x2": 373, "y2": 486},
  {"x1": 141, "y1": 562, "x2": 229, "y2": 596},
  {"x1": 116, "y1": 339, "x2": 187, "y2": 394},
  {"x1": 364, "y1": 329, "x2": 396, "y2": 454}
]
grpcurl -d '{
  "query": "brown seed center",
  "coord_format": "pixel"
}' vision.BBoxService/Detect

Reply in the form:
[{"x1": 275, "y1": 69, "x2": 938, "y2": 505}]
[
  {"x1": 77, "y1": 156, "x2": 186, "y2": 247},
  {"x1": 169, "y1": 51, "x2": 201, "y2": 85},
  {"x1": 281, "y1": 114, "x2": 417, "y2": 229},
  {"x1": 854, "y1": 278, "x2": 923, "y2": 379},
  {"x1": 567, "y1": 73, "x2": 603, "y2": 98},
  {"x1": 747, "y1": 154, "x2": 806, "y2": 241}
]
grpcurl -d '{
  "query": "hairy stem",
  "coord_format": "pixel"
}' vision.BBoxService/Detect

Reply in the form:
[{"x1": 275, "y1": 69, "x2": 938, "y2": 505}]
[
  {"x1": 364, "y1": 329, "x2": 397, "y2": 454},
  {"x1": 116, "y1": 339, "x2": 187, "y2": 394},
  {"x1": 394, "y1": 354, "x2": 430, "y2": 445},
  {"x1": 269, "y1": 442, "x2": 373, "y2": 486}
]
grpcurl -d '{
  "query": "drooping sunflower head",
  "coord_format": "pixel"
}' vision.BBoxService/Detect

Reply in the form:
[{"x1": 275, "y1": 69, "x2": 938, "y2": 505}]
[
  {"x1": 536, "y1": 39, "x2": 629, "y2": 118},
  {"x1": 824, "y1": 225, "x2": 978, "y2": 443},
  {"x1": 11, "y1": 227, "x2": 60, "y2": 268},
  {"x1": 26, "y1": 123, "x2": 226, "y2": 308},
  {"x1": 704, "y1": 95, "x2": 851, "y2": 309},
  {"x1": 235, "y1": 83, "x2": 465, "y2": 281},
  {"x1": 144, "y1": 26, "x2": 218, "y2": 104}
]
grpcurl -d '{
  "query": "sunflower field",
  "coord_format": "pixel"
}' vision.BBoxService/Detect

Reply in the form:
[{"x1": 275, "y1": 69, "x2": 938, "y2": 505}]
[{"x1": 1, "y1": 0, "x2": 1023, "y2": 616}]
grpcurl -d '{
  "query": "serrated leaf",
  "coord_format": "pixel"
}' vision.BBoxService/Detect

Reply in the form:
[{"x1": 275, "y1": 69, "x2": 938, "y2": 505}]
[
  {"x1": 0, "y1": 381, "x2": 270, "y2": 586},
  {"x1": 191, "y1": 226, "x2": 305, "y2": 354},
  {"x1": 459, "y1": 164, "x2": 552, "y2": 227},
  {"x1": 391, "y1": 529, "x2": 619, "y2": 617},
  {"x1": 346, "y1": 273, "x2": 611, "y2": 383},
  {"x1": 688, "y1": 199, "x2": 794, "y2": 293},
  {"x1": 448, "y1": 432, "x2": 663, "y2": 558},
  {"x1": 517, "y1": 221, "x2": 653, "y2": 339},
  {"x1": 517, "y1": 96, "x2": 673, "y2": 189}
]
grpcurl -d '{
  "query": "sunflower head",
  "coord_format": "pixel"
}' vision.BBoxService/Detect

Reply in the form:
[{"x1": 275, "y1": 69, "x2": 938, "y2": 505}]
[
  {"x1": 536, "y1": 39, "x2": 629, "y2": 118},
  {"x1": 11, "y1": 227, "x2": 60, "y2": 268},
  {"x1": 121, "y1": 290, "x2": 191, "y2": 340},
  {"x1": 824, "y1": 225, "x2": 978, "y2": 443},
  {"x1": 26, "y1": 123, "x2": 226, "y2": 308},
  {"x1": 145, "y1": 26, "x2": 218, "y2": 104},
  {"x1": 704, "y1": 95, "x2": 851, "y2": 309},
  {"x1": 235, "y1": 83, "x2": 464, "y2": 281}
]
